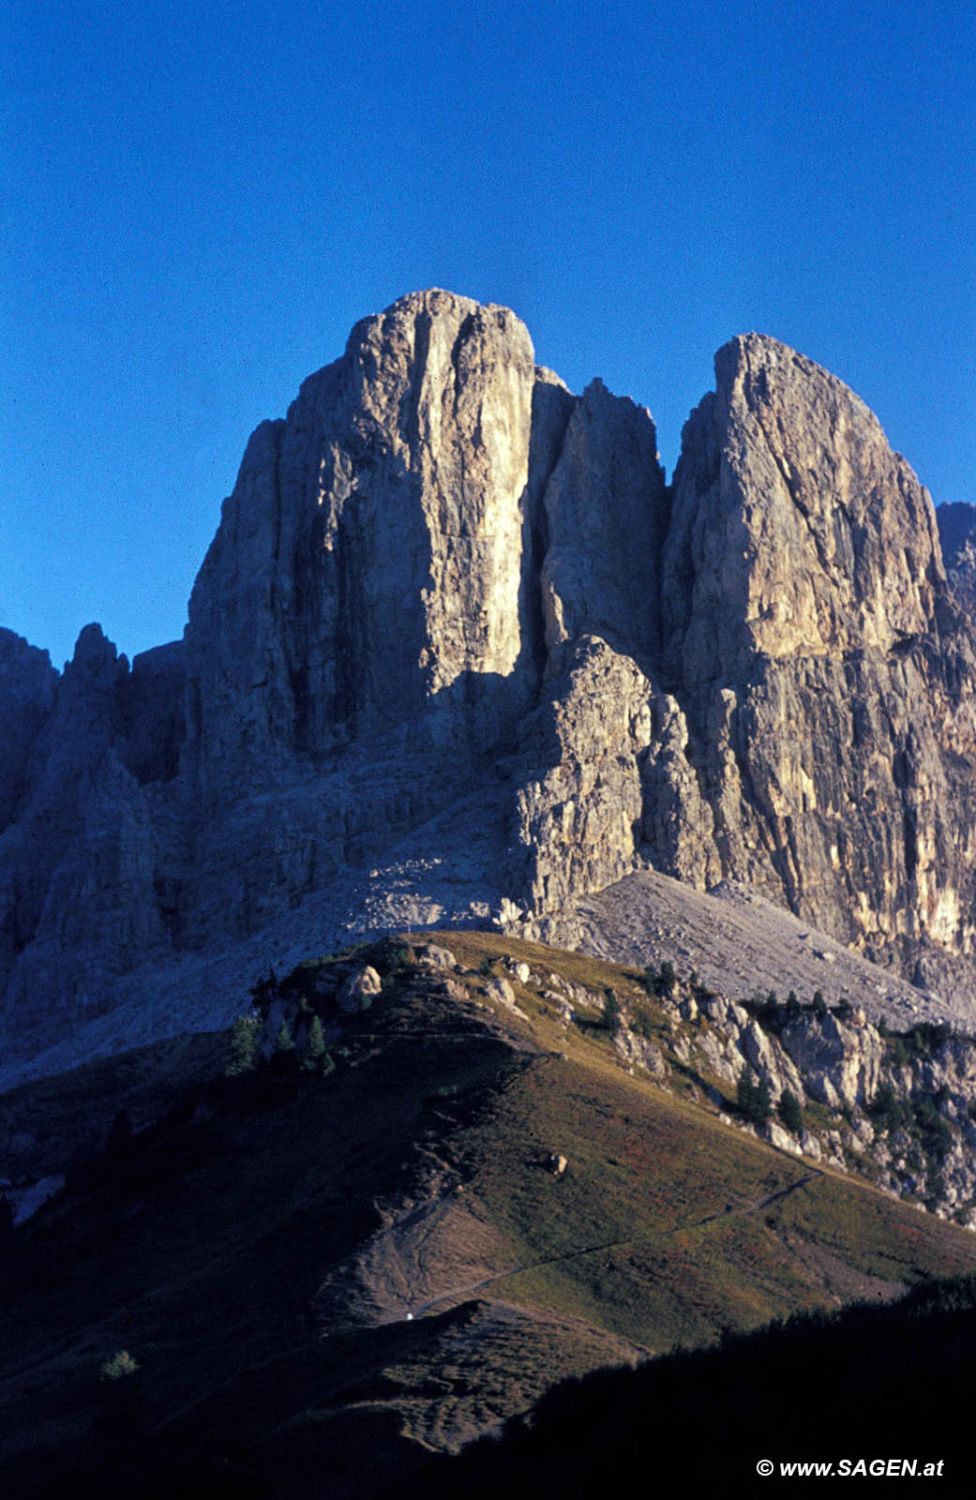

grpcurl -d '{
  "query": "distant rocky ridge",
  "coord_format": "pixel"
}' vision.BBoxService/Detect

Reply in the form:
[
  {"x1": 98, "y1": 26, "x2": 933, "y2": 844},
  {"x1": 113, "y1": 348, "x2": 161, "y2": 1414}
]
[{"x1": 3, "y1": 288, "x2": 976, "y2": 1077}]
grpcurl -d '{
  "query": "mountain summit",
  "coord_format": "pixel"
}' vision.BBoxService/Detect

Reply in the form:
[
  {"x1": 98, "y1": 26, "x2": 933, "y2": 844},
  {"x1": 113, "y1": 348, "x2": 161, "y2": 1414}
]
[{"x1": 2, "y1": 291, "x2": 976, "y2": 1077}]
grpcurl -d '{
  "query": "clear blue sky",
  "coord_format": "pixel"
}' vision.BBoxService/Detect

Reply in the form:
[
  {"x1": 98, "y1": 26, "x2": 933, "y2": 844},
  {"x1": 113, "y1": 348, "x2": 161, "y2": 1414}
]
[{"x1": 3, "y1": 0, "x2": 975, "y2": 667}]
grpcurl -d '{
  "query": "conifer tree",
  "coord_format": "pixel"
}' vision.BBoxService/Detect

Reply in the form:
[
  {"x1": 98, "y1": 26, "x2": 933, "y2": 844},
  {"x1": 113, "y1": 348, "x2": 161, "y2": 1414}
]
[
  {"x1": 225, "y1": 1015, "x2": 259, "y2": 1077},
  {"x1": 603, "y1": 989, "x2": 622, "y2": 1034},
  {"x1": 737, "y1": 1068, "x2": 772, "y2": 1125},
  {"x1": 778, "y1": 1089, "x2": 803, "y2": 1134},
  {"x1": 301, "y1": 1014, "x2": 328, "y2": 1072}
]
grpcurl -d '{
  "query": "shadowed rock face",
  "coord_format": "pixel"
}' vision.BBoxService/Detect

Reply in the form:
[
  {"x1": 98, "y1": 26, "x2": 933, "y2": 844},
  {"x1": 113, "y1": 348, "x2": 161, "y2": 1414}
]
[
  {"x1": 938, "y1": 501, "x2": 976, "y2": 621},
  {"x1": 3, "y1": 292, "x2": 976, "y2": 1074}
]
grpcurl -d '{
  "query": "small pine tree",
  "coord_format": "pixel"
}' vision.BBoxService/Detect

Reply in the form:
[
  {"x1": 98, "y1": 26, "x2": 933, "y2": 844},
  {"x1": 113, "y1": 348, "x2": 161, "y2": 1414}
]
[
  {"x1": 274, "y1": 1020, "x2": 295, "y2": 1054},
  {"x1": 225, "y1": 1015, "x2": 259, "y2": 1077},
  {"x1": 737, "y1": 1068, "x2": 772, "y2": 1125},
  {"x1": 301, "y1": 1015, "x2": 328, "y2": 1073},
  {"x1": 603, "y1": 989, "x2": 622, "y2": 1035},
  {"x1": 812, "y1": 990, "x2": 828, "y2": 1020},
  {"x1": 785, "y1": 990, "x2": 801, "y2": 1018},
  {"x1": 755, "y1": 1074, "x2": 772, "y2": 1121},
  {"x1": 271, "y1": 1019, "x2": 298, "y2": 1076},
  {"x1": 759, "y1": 992, "x2": 779, "y2": 1025},
  {"x1": 778, "y1": 1089, "x2": 803, "y2": 1134}
]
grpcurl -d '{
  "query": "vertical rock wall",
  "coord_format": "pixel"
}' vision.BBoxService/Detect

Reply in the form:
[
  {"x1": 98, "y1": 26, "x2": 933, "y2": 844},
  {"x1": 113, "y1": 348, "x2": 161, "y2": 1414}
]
[{"x1": 3, "y1": 295, "x2": 976, "y2": 1068}]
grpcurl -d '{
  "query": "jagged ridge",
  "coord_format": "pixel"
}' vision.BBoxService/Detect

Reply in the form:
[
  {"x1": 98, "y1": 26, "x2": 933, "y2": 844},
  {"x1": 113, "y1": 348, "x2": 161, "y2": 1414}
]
[{"x1": 3, "y1": 289, "x2": 976, "y2": 1076}]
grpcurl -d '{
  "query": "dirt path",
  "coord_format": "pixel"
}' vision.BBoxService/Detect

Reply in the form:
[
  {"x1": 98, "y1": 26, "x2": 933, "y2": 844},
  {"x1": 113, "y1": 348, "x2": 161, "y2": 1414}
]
[
  {"x1": 410, "y1": 1168, "x2": 824, "y2": 1319},
  {"x1": 692, "y1": 1169, "x2": 823, "y2": 1228}
]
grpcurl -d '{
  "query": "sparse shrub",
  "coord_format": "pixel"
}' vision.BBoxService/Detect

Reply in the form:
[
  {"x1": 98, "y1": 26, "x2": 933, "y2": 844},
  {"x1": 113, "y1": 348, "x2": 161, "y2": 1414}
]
[
  {"x1": 885, "y1": 1034, "x2": 911, "y2": 1067},
  {"x1": 225, "y1": 1015, "x2": 259, "y2": 1077},
  {"x1": 478, "y1": 956, "x2": 495, "y2": 978},
  {"x1": 912, "y1": 1094, "x2": 953, "y2": 1165},
  {"x1": 911, "y1": 1023, "x2": 953, "y2": 1057},
  {"x1": 631, "y1": 1012, "x2": 656, "y2": 1041},
  {"x1": 778, "y1": 1089, "x2": 803, "y2": 1134},
  {"x1": 870, "y1": 1082, "x2": 910, "y2": 1135},
  {"x1": 101, "y1": 1350, "x2": 140, "y2": 1381},
  {"x1": 643, "y1": 960, "x2": 676, "y2": 998},
  {"x1": 925, "y1": 1170, "x2": 947, "y2": 1208}
]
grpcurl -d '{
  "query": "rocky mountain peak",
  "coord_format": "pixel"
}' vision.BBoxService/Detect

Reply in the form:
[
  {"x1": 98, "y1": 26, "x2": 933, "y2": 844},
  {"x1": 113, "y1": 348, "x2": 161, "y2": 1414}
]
[
  {"x1": 664, "y1": 331, "x2": 945, "y2": 689},
  {"x1": 3, "y1": 290, "x2": 976, "y2": 1081}
]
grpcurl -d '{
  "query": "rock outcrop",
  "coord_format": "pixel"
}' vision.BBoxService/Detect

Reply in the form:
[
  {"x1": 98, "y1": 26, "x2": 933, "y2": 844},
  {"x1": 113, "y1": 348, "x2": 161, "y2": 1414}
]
[{"x1": 3, "y1": 291, "x2": 976, "y2": 1076}]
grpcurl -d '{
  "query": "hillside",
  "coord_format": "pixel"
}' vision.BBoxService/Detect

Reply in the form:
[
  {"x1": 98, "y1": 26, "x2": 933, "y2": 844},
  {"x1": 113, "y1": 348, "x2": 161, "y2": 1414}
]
[
  {"x1": 410, "y1": 1272, "x2": 976, "y2": 1498},
  {"x1": 3, "y1": 935, "x2": 976, "y2": 1497}
]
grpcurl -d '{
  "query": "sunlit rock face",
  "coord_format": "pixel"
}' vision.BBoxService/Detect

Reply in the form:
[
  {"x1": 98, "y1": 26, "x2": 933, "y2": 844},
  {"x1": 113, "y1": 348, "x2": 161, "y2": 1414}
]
[
  {"x1": 183, "y1": 289, "x2": 544, "y2": 798},
  {"x1": 647, "y1": 335, "x2": 976, "y2": 986},
  {"x1": 3, "y1": 294, "x2": 976, "y2": 1077},
  {"x1": 663, "y1": 334, "x2": 945, "y2": 681}
]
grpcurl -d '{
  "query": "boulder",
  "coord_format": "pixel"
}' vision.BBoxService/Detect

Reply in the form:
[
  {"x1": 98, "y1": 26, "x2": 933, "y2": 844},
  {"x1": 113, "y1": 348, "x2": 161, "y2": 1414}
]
[{"x1": 337, "y1": 965, "x2": 383, "y2": 1014}]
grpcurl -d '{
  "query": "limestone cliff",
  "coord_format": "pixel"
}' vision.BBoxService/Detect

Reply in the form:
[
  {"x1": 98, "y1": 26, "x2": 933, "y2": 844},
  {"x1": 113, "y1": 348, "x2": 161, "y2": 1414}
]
[
  {"x1": 184, "y1": 289, "x2": 542, "y2": 791},
  {"x1": 652, "y1": 337, "x2": 976, "y2": 989},
  {"x1": 3, "y1": 291, "x2": 976, "y2": 1075}
]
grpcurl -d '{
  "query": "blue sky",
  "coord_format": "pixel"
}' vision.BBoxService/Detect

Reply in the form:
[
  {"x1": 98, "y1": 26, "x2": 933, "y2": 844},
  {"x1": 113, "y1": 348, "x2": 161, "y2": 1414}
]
[{"x1": 3, "y1": 0, "x2": 975, "y2": 667}]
